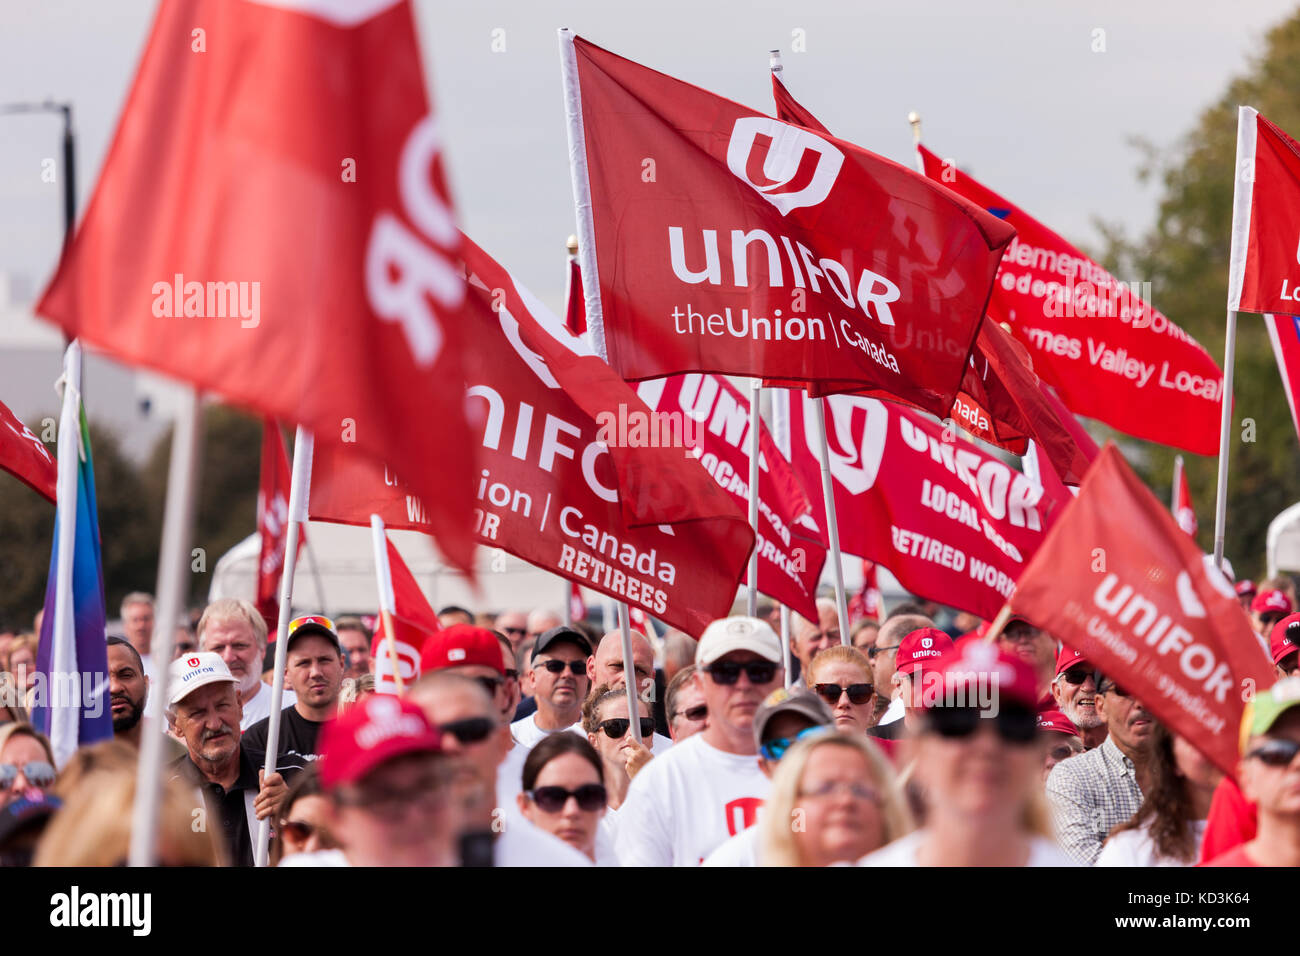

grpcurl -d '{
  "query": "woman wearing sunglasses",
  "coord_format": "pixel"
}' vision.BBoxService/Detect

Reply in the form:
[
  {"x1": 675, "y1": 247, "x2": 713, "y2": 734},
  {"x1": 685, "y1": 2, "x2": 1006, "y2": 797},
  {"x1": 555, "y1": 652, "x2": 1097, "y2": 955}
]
[
  {"x1": 1096, "y1": 722, "x2": 1220, "y2": 867},
  {"x1": 0, "y1": 722, "x2": 56, "y2": 807},
  {"x1": 271, "y1": 766, "x2": 338, "y2": 866},
  {"x1": 806, "y1": 646, "x2": 877, "y2": 734},
  {"x1": 860, "y1": 640, "x2": 1072, "y2": 866},
  {"x1": 760, "y1": 731, "x2": 911, "y2": 867},
  {"x1": 517, "y1": 732, "x2": 608, "y2": 864}
]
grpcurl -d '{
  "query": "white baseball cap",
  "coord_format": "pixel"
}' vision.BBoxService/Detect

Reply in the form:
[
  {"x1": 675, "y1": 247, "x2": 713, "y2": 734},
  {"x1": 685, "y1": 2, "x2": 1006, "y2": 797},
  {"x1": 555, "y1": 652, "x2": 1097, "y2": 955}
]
[
  {"x1": 695, "y1": 616, "x2": 783, "y2": 667},
  {"x1": 167, "y1": 651, "x2": 239, "y2": 708}
]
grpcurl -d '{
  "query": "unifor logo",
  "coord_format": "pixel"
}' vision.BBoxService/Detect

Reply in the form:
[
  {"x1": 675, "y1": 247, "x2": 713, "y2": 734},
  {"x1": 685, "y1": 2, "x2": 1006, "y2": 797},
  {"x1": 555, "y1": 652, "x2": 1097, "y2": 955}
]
[
  {"x1": 803, "y1": 395, "x2": 887, "y2": 496},
  {"x1": 726, "y1": 117, "x2": 843, "y2": 216}
]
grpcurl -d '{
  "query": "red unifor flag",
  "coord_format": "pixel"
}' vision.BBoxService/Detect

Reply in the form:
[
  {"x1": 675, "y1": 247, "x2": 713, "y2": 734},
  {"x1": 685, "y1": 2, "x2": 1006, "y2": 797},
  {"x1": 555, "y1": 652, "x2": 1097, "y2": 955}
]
[
  {"x1": 636, "y1": 374, "x2": 827, "y2": 619},
  {"x1": 768, "y1": 78, "x2": 1093, "y2": 486},
  {"x1": 916, "y1": 144, "x2": 1223, "y2": 455},
  {"x1": 1008, "y1": 444, "x2": 1275, "y2": 775},
  {"x1": 0, "y1": 399, "x2": 56, "y2": 503},
  {"x1": 565, "y1": 254, "x2": 587, "y2": 337},
  {"x1": 1264, "y1": 313, "x2": 1300, "y2": 446},
  {"x1": 373, "y1": 536, "x2": 439, "y2": 695},
  {"x1": 36, "y1": 0, "x2": 479, "y2": 573},
  {"x1": 774, "y1": 389, "x2": 1072, "y2": 620},
  {"x1": 1227, "y1": 109, "x2": 1300, "y2": 316},
  {"x1": 255, "y1": 420, "x2": 304, "y2": 636},
  {"x1": 560, "y1": 33, "x2": 1015, "y2": 418},
  {"x1": 310, "y1": 234, "x2": 755, "y2": 638}
]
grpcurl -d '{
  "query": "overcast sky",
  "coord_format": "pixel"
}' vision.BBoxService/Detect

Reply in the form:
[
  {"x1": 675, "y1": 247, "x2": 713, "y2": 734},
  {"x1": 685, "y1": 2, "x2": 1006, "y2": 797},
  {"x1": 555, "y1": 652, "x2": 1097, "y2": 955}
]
[{"x1": 1, "y1": 0, "x2": 1296, "y2": 318}]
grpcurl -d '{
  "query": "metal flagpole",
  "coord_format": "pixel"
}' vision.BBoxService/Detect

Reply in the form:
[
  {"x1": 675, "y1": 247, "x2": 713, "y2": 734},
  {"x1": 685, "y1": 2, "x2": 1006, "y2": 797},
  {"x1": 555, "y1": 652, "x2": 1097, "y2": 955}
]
[
  {"x1": 747, "y1": 379, "x2": 761, "y2": 617},
  {"x1": 771, "y1": 385, "x2": 795, "y2": 686},
  {"x1": 370, "y1": 515, "x2": 406, "y2": 695},
  {"x1": 1172, "y1": 455, "x2": 1184, "y2": 514},
  {"x1": 1215, "y1": 106, "x2": 1257, "y2": 570},
  {"x1": 813, "y1": 398, "x2": 851, "y2": 646},
  {"x1": 253, "y1": 426, "x2": 313, "y2": 867},
  {"x1": 561, "y1": 31, "x2": 647, "y2": 739},
  {"x1": 129, "y1": 382, "x2": 203, "y2": 866}
]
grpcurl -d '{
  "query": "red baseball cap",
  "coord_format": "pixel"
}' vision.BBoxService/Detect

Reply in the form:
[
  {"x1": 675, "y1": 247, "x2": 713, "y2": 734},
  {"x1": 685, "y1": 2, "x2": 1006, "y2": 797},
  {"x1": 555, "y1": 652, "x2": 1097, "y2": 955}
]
[
  {"x1": 420, "y1": 624, "x2": 505, "y2": 675},
  {"x1": 1054, "y1": 644, "x2": 1090, "y2": 678},
  {"x1": 1270, "y1": 613, "x2": 1300, "y2": 666},
  {"x1": 1251, "y1": 589, "x2": 1292, "y2": 616},
  {"x1": 927, "y1": 640, "x2": 1040, "y2": 710},
  {"x1": 1036, "y1": 708, "x2": 1081, "y2": 737},
  {"x1": 1236, "y1": 579, "x2": 1257, "y2": 598},
  {"x1": 895, "y1": 627, "x2": 954, "y2": 676},
  {"x1": 318, "y1": 695, "x2": 443, "y2": 789}
]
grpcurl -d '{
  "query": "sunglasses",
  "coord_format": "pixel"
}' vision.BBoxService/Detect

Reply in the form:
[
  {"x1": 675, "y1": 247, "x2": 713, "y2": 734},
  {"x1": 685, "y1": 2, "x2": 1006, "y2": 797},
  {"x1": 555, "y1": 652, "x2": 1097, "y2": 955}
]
[
  {"x1": 799, "y1": 780, "x2": 880, "y2": 803},
  {"x1": 814, "y1": 682, "x2": 875, "y2": 706},
  {"x1": 441, "y1": 716, "x2": 496, "y2": 745},
  {"x1": 1246, "y1": 737, "x2": 1300, "y2": 767},
  {"x1": 0, "y1": 761, "x2": 56, "y2": 790},
  {"x1": 288, "y1": 614, "x2": 335, "y2": 636},
  {"x1": 280, "y1": 820, "x2": 337, "y2": 847},
  {"x1": 924, "y1": 705, "x2": 1038, "y2": 745},
  {"x1": 596, "y1": 717, "x2": 656, "y2": 739},
  {"x1": 759, "y1": 725, "x2": 830, "y2": 762},
  {"x1": 673, "y1": 703, "x2": 707, "y2": 722},
  {"x1": 867, "y1": 644, "x2": 900, "y2": 660},
  {"x1": 1061, "y1": 667, "x2": 1100, "y2": 686},
  {"x1": 503, "y1": 627, "x2": 527, "y2": 637},
  {"x1": 526, "y1": 783, "x2": 607, "y2": 813},
  {"x1": 704, "y1": 660, "x2": 778, "y2": 686},
  {"x1": 473, "y1": 676, "x2": 504, "y2": 698},
  {"x1": 1100, "y1": 683, "x2": 1132, "y2": 698},
  {"x1": 1048, "y1": 742, "x2": 1081, "y2": 762},
  {"x1": 537, "y1": 659, "x2": 587, "y2": 676}
]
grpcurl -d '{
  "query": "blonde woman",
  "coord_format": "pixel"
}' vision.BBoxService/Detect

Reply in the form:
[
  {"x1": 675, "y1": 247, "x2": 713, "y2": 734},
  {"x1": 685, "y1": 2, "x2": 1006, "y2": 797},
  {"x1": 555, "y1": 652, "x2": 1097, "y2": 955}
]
[
  {"x1": 806, "y1": 646, "x2": 877, "y2": 734},
  {"x1": 860, "y1": 640, "x2": 1071, "y2": 867},
  {"x1": 760, "y1": 731, "x2": 911, "y2": 867},
  {"x1": 0, "y1": 722, "x2": 56, "y2": 806},
  {"x1": 35, "y1": 764, "x2": 220, "y2": 866}
]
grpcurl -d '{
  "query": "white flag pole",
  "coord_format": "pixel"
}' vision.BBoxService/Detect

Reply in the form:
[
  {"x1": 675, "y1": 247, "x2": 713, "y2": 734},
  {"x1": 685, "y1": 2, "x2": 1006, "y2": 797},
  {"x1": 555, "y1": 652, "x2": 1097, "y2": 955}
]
[
  {"x1": 129, "y1": 380, "x2": 203, "y2": 867},
  {"x1": 561, "y1": 33, "x2": 645, "y2": 738},
  {"x1": 47, "y1": 342, "x2": 81, "y2": 768},
  {"x1": 1215, "y1": 106, "x2": 1258, "y2": 569},
  {"x1": 1172, "y1": 455, "x2": 1184, "y2": 515},
  {"x1": 813, "y1": 398, "x2": 851, "y2": 646},
  {"x1": 747, "y1": 379, "x2": 761, "y2": 617},
  {"x1": 370, "y1": 514, "x2": 406, "y2": 696},
  {"x1": 253, "y1": 426, "x2": 312, "y2": 867}
]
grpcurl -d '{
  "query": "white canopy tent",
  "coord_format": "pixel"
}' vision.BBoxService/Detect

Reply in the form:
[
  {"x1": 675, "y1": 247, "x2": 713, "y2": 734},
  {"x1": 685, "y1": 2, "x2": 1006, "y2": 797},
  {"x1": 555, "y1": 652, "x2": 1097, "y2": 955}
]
[
  {"x1": 208, "y1": 521, "x2": 581, "y2": 618},
  {"x1": 1267, "y1": 502, "x2": 1300, "y2": 580}
]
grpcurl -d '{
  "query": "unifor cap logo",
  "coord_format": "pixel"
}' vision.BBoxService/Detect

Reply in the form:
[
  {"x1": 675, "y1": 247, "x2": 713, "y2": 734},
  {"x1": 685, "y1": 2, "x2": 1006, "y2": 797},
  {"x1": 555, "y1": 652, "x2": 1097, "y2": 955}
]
[
  {"x1": 726, "y1": 117, "x2": 844, "y2": 216},
  {"x1": 727, "y1": 619, "x2": 753, "y2": 636},
  {"x1": 187, "y1": 657, "x2": 200, "y2": 668},
  {"x1": 921, "y1": 637, "x2": 933, "y2": 650},
  {"x1": 448, "y1": 647, "x2": 467, "y2": 662}
]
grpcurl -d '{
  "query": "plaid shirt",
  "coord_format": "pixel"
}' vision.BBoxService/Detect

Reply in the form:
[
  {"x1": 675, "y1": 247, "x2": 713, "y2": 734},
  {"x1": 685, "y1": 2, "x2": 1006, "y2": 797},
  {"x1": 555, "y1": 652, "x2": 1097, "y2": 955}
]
[{"x1": 1045, "y1": 736, "x2": 1144, "y2": 865}]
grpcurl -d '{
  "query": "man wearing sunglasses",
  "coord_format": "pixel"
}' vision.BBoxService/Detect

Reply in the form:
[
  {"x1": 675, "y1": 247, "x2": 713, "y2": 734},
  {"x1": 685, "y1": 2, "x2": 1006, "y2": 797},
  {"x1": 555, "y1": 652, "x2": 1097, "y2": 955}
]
[
  {"x1": 867, "y1": 613, "x2": 934, "y2": 733},
  {"x1": 1270, "y1": 613, "x2": 1300, "y2": 678},
  {"x1": 511, "y1": 626, "x2": 593, "y2": 750},
  {"x1": 494, "y1": 610, "x2": 530, "y2": 653},
  {"x1": 1203, "y1": 677, "x2": 1300, "y2": 866},
  {"x1": 1045, "y1": 673, "x2": 1150, "y2": 864},
  {"x1": 665, "y1": 665, "x2": 708, "y2": 742},
  {"x1": 615, "y1": 616, "x2": 784, "y2": 866},
  {"x1": 1049, "y1": 646, "x2": 1107, "y2": 751},
  {"x1": 587, "y1": 630, "x2": 673, "y2": 756},
  {"x1": 874, "y1": 626, "x2": 953, "y2": 741},
  {"x1": 703, "y1": 688, "x2": 834, "y2": 866}
]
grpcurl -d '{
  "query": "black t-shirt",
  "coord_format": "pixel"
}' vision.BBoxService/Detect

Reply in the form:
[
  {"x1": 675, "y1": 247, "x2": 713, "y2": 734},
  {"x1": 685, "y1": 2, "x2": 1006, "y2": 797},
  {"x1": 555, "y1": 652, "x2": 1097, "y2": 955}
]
[
  {"x1": 241, "y1": 706, "x2": 325, "y2": 780},
  {"x1": 168, "y1": 746, "x2": 261, "y2": 867}
]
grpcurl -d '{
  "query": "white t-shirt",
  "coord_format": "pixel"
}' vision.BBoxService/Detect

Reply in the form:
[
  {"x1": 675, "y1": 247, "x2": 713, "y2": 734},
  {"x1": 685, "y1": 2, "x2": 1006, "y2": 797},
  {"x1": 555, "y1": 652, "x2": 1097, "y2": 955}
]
[
  {"x1": 1095, "y1": 820, "x2": 1206, "y2": 867},
  {"x1": 859, "y1": 830, "x2": 1076, "y2": 867},
  {"x1": 613, "y1": 734, "x2": 769, "y2": 866},
  {"x1": 511, "y1": 713, "x2": 672, "y2": 756},
  {"x1": 279, "y1": 849, "x2": 349, "y2": 867},
  {"x1": 701, "y1": 821, "x2": 762, "y2": 867},
  {"x1": 239, "y1": 681, "x2": 297, "y2": 731},
  {"x1": 496, "y1": 810, "x2": 595, "y2": 867},
  {"x1": 877, "y1": 696, "x2": 904, "y2": 726},
  {"x1": 496, "y1": 742, "x2": 529, "y2": 815}
]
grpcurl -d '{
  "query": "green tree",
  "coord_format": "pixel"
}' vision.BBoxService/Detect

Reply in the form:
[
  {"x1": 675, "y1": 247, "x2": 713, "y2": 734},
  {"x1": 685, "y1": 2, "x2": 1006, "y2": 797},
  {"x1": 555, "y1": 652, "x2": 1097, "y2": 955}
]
[
  {"x1": 0, "y1": 418, "x2": 159, "y2": 630},
  {"x1": 1100, "y1": 11, "x2": 1300, "y2": 579}
]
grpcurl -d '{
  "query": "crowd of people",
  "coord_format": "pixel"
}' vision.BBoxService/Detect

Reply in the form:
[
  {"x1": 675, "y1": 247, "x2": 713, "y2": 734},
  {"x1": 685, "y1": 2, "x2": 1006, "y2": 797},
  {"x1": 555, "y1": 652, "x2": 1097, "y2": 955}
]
[{"x1": 1, "y1": 581, "x2": 1299, "y2": 868}]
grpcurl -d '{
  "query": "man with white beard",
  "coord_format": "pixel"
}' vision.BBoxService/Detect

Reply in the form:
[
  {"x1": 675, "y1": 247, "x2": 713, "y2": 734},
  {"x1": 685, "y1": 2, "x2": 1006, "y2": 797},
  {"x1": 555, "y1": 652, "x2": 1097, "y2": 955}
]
[
  {"x1": 1049, "y1": 646, "x2": 1107, "y2": 751},
  {"x1": 197, "y1": 598, "x2": 295, "y2": 731}
]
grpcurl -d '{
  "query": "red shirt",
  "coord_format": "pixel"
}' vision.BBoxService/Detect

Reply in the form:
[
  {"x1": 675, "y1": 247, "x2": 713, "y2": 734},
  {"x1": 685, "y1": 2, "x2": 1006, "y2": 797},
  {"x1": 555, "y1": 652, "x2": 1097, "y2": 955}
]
[
  {"x1": 1199, "y1": 844, "x2": 1259, "y2": 867},
  {"x1": 1198, "y1": 776, "x2": 1258, "y2": 863}
]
